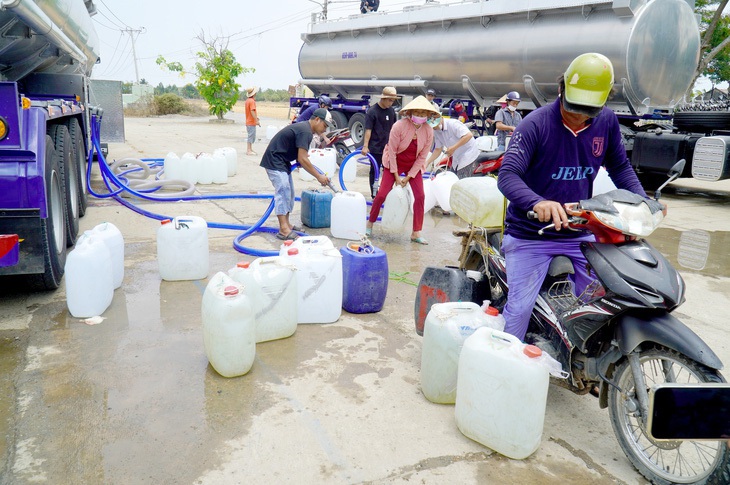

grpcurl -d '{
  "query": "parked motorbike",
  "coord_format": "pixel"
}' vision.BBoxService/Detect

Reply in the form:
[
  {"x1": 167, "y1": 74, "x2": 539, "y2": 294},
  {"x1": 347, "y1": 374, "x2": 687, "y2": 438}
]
[
  {"x1": 422, "y1": 161, "x2": 729, "y2": 484},
  {"x1": 431, "y1": 149, "x2": 504, "y2": 177},
  {"x1": 314, "y1": 127, "x2": 354, "y2": 166}
]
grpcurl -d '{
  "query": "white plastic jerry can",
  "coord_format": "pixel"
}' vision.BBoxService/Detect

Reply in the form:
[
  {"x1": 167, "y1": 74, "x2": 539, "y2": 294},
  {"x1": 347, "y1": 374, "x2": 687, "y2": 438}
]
[
  {"x1": 65, "y1": 233, "x2": 114, "y2": 318},
  {"x1": 455, "y1": 326, "x2": 550, "y2": 460},
  {"x1": 201, "y1": 272, "x2": 256, "y2": 378},
  {"x1": 84, "y1": 222, "x2": 124, "y2": 289},
  {"x1": 330, "y1": 191, "x2": 367, "y2": 240},
  {"x1": 157, "y1": 216, "x2": 209, "y2": 281}
]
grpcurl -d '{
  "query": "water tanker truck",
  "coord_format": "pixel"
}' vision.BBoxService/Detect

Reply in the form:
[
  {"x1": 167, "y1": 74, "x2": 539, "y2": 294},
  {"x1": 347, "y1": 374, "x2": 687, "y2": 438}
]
[
  {"x1": 0, "y1": 0, "x2": 100, "y2": 289},
  {"x1": 295, "y1": 0, "x2": 730, "y2": 183}
]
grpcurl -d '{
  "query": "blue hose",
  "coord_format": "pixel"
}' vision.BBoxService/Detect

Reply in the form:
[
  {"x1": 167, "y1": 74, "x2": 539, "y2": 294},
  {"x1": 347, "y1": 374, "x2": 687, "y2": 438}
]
[{"x1": 86, "y1": 114, "x2": 295, "y2": 257}]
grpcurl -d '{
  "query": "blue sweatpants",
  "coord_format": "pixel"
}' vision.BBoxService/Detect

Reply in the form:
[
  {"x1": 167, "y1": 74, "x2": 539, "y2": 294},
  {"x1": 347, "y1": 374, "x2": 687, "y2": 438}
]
[{"x1": 501, "y1": 233, "x2": 596, "y2": 340}]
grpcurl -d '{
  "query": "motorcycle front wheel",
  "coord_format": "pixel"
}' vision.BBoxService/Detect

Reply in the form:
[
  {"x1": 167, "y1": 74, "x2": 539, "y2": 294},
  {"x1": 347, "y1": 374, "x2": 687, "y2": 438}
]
[{"x1": 608, "y1": 346, "x2": 730, "y2": 484}]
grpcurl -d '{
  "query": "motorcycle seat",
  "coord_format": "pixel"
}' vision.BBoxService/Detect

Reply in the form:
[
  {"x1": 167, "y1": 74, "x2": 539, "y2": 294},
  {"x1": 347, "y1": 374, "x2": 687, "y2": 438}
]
[
  {"x1": 548, "y1": 256, "x2": 574, "y2": 277},
  {"x1": 476, "y1": 151, "x2": 504, "y2": 162}
]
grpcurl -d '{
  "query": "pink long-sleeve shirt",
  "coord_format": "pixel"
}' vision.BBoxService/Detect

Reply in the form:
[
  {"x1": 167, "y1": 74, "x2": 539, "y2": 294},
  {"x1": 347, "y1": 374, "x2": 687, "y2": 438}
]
[{"x1": 382, "y1": 118, "x2": 434, "y2": 179}]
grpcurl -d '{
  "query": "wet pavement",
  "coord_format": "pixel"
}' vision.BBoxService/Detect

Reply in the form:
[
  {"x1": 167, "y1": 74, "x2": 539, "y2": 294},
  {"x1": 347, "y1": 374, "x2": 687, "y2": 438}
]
[{"x1": 1, "y1": 114, "x2": 729, "y2": 484}]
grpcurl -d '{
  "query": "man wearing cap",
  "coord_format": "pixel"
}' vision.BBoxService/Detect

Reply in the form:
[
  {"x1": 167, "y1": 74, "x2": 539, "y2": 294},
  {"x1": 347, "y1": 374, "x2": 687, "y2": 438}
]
[
  {"x1": 362, "y1": 86, "x2": 398, "y2": 198},
  {"x1": 426, "y1": 89, "x2": 440, "y2": 112},
  {"x1": 260, "y1": 108, "x2": 332, "y2": 240},
  {"x1": 494, "y1": 91, "x2": 523, "y2": 151},
  {"x1": 245, "y1": 86, "x2": 260, "y2": 156},
  {"x1": 496, "y1": 53, "x2": 651, "y2": 341}
]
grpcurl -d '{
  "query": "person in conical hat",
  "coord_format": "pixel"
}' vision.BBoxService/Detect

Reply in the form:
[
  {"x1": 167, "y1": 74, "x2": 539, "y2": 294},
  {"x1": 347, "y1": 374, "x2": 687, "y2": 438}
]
[{"x1": 366, "y1": 96, "x2": 440, "y2": 245}]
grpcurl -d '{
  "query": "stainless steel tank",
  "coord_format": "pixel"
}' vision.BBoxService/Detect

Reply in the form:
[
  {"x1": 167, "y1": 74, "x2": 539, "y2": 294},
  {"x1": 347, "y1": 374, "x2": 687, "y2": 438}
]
[
  {"x1": 298, "y1": 0, "x2": 700, "y2": 112},
  {"x1": 0, "y1": 0, "x2": 100, "y2": 80}
]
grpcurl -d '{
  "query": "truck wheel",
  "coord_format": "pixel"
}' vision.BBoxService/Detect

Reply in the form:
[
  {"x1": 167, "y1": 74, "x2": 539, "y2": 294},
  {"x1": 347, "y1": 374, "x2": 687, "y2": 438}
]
[
  {"x1": 330, "y1": 110, "x2": 348, "y2": 130},
  {"x1": 25, "y1": 136, "x2": 67, "y2": 290},
  {"x1": 673, "y1": 111, "x2": 730, "y2": 134},
  {"x1": 65, "y1": 118, "x2": 88, "y2": 217},
  {"x1": 49, "y1": 124, "x2": 79, "y2": 246},
  {"x1": 348, "y1": 113, "x2": 366, "y2": 147}
]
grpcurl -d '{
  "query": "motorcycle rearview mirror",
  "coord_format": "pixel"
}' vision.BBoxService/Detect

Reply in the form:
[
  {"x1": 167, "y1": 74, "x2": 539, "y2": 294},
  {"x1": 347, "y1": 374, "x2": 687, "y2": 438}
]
[{"x1": 654, "y1": 159, "x2": 686, "y2": 200}]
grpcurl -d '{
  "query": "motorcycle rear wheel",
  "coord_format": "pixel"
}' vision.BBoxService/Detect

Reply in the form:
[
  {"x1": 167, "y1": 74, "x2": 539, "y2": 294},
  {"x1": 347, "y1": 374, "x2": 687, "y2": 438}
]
[{"x1": 608, "y1": 347, "x2": 730, "y2": 484}]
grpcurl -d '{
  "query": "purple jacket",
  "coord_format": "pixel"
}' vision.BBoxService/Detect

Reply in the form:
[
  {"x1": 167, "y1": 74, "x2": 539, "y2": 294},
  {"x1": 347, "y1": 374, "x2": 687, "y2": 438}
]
[{"x1": 497, "y1": 98, "x2": 646, "y2": 240}]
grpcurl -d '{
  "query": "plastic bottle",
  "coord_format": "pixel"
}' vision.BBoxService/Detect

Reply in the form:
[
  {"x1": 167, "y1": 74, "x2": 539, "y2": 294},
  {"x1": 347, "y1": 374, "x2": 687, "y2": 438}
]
[
  {"x1": 455, "y1": 326, "x2": 550, "y2": 459},
  {"x1": 201, "y1": 272, "x2": 255, "y2": 378},
  {"x1": 380, "y1": 185, "x2": 410, "y2": 233},
  {"x1": 196, "y1": 152, "x2": 214, "y2": 185},
  {"x1": 157, "y1": 216, "x2": 209, "y2": 281},
  {"x1": 84, "y1": 222, "x2": 124, "y2": 289},
  {"x1": 65, "y1": 233, "x2": 114, "y2": 318},
  {"x1": 420, "y1": 302, "x2": 495, "y2": 404}
]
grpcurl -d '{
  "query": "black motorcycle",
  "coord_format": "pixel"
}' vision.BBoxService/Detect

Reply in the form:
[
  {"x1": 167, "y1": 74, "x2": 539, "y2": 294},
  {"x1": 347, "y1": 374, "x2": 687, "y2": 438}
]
[{"x1": 417, "y1": 161, "x2": 729, "y2": 484}]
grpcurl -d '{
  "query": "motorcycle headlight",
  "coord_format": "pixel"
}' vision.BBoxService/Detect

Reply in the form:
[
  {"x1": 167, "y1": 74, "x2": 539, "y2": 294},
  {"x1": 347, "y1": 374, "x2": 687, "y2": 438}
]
[{"x1": 593, "y1": 201, "x2": 663, "y2": 237}]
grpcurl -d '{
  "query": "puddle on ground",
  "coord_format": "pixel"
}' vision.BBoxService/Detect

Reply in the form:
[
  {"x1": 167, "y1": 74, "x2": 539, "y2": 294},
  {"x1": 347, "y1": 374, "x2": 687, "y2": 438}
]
[{"x1": 647, "y1": 229, "x2": 730, "y2": 278}]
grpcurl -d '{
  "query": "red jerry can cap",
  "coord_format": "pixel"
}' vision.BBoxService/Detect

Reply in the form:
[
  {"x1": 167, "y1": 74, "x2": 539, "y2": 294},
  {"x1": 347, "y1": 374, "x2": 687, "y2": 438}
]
[
  {"x1": 287, "y1": 248, "x2": 299, "y2": 256},
  {"x1": 223, "y1": 286, "x2": 239, "y2": 297},
  {"x1": 484, "y1": 306, "x2": 499, "y2": 316},
  {"x1": 523, "y1": 345, "x2": 543, "y2": 359},
  {"x1": 237, "y1": 261, "x2": 250, "y2": 269},
  {"x1": 160, "y1": 219, "x2": 171, "y2": 225},
  {"x1": 283, "y1": 240, "x2": 294, "y2": 247}
]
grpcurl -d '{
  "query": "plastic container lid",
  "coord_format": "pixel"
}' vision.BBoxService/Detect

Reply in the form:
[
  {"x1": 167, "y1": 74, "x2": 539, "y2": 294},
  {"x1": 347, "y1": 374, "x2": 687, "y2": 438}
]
[
  {"x1": 224, "y1": 286, "x2": 239, "y2": 297},
  {"x1": 160, "y1": 219, "x2": 171, "y2": 225},
  {"x1": 236, "y1": 261, "x2": 250, "y2": 269},
  {"x1": 484, "y1": 306, "x2": 499, "y2": 316},
  {"x1": 283, "y1": 240, "x2": 294, "y2": 247},
  {"x1": 287, "y1": 248, "x2": 299, "y2": 256},
  {"x1": 523, "y1": 345, "x2": 543, "y2": 358}
]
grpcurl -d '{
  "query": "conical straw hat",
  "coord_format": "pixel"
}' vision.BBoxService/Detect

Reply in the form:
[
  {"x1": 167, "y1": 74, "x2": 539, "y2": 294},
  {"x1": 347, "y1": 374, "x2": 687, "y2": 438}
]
[{"x1": 401, "y1": 95, "x2": 441, "y2": 115}]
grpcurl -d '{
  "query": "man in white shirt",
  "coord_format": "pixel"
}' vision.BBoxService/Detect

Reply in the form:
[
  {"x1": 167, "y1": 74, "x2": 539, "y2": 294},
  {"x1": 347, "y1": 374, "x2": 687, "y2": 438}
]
[{"x1": 424, "y1": 116, "x2": 481, "y2": 179}]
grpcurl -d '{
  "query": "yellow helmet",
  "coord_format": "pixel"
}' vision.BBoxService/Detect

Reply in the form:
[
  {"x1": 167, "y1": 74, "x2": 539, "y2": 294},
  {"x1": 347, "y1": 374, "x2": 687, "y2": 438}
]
[{"x1": 563, "y1": 53, "x2": 614, "y2": 117}]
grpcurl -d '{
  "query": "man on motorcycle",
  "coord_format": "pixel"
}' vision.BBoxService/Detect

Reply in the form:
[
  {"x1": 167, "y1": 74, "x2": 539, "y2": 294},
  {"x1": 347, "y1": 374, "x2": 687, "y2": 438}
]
[
  {"x1": 295, "y1": 95, "x2": 333, "y2": 122},
  {"x1": 424, "y1": 115, "x2": 481, "y2": 179},
  {"x1": 496, "y1": 53, "x2": 649, "y2": 341}
]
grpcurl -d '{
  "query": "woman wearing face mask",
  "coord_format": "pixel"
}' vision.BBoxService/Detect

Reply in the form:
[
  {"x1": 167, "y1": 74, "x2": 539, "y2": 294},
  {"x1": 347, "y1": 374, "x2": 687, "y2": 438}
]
[
  {"x1": 495, "y1": 91, "x2": 523, "y2": 151},
  {"x1": 366, "y1": 96, "x2": 438, "y2": 244}
]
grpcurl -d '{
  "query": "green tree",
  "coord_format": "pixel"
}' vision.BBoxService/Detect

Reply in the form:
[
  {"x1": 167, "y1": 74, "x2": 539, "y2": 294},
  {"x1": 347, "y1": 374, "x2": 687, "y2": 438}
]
[
  {"x1": 691, "y1": 0, "x2": 730, "y2": 91},
  {"x1": 156, "y1": 32, "x2": 253, "y2": 120},
  {"x1": 180, "y1": 83, "x2": 199, "y2": 99}
]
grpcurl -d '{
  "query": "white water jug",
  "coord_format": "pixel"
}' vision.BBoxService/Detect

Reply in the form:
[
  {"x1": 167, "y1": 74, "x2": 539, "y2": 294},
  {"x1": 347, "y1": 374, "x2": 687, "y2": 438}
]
[
  {"x1": 163, "y1": 152, "x2": 182, "y2": 181},
  {"x1": 196, "y1": 153, "x2": 214, "y2": 184},
  {"x1": 282, "y1": 240, "x2": 342, "y2": 324},
  {"x1": 180, "y1": 152, "x2": 197, "y2": 185},
  {"x1": 455, "y1": 326, "x2": 550, "y2": 459},
  {"x1": 279, "y1": 234, "x2": 335, "y2": 257},
  {"x1": 380, "y1": 185, "x2": 410, "y2": 233},
  {"x1": 475, "y1": 135, "x2": 498, "y2": 152},
  {"x1": 84, "y1": 222, "x2": 124, "y2": 289},
  {"x1": 211, "y1": 152, "x2": 228, "y2": 184},
  {"x1": 228, "y1": 258, "x2": 298, "y2": 343},
  {"x1": 157, "y1": 216, "x2": 209, "y2": 281},
  {"x1": 331, "y1": 191, "x2": 367, "y2": 240},
  {"x1": 300, "y1": 148, "x2": 337, "y2": 182},
  {"x1": 214, "y1": 147, "x2": 237, "y2": 177},
  {"x1": 201, "y1": 272, "x2": 255, "y2": 378},
  {"x1": 266, "y1": 125, "x2": 279, "y2": 141},
  {"x1": 432, "y1": 171, "x2": 458, "y2": 211},
  {"x1": 450, "y1": 177, "x2": 505, "y2": 227},
  {"x1": 65, "y1": 233, "x2": 114, "y2": 318},
  {"x1": 406, "y1": 177, "x2": 437, "y2": 214},
  {"x1": 421, "y1": 302, "x2": 498, "y2": 404}
]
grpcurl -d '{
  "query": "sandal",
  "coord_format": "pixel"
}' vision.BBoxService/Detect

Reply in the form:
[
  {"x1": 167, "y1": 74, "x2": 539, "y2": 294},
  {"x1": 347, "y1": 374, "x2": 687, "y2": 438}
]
[
  {"x1": 275, "y1": 231, "x2": 299, "y2": 241},
  {"x1": 411, "y1": 236, "x2": 429, "y2": 245},
  {"x1": 291, "y1": 225, "x2": 303, "y2": 232}
]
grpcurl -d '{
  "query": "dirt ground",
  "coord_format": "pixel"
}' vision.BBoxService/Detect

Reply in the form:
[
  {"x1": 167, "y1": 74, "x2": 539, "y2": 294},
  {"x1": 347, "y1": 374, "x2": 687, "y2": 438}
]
[{"x1": 1, "y1": 107, "x2": 729, "y2": 484}]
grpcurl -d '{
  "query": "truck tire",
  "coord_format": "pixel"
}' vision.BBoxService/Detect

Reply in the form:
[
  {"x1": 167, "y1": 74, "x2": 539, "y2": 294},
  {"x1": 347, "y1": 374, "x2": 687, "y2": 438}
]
[
  {"x1": 65, "y1": 118, "x2": 88, "y2": 217},
  {"x1": 348, "y1": 113, "x2": 366, "y2": 147},
  {"x1": 25, "y1": 136, "x2": 67, "y2": 290},
  {"x1": 330, "y1": 110, "x2": 348, "y2": 130},
  {"x1": 49, "y1": 124, "x2": 79, "y2": 246}
]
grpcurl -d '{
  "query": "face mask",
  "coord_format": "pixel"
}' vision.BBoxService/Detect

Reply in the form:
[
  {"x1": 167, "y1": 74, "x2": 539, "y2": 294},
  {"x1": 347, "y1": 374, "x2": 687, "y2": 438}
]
[
  {"x1": 508, "y1": 105, "x2": 517, "y2": 112},
  {"x1": 427, "y1": 117, "x2": 441, "y2": 128},
  {"x1": 411, "y1": 115, "x2": 427, "y2": 125}
]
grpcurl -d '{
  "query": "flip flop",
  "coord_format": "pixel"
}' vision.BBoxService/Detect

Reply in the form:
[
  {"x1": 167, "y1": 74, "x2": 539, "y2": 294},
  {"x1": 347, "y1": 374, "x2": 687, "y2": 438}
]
[
  {"x1": 275, "y1": 232, "x2": 288, "y2": 240},
  {"x1": 275, "y1": 231, "x2": 299, "y2": 241},
  {"x1": 291, "y1": 225, "x2": 303, "y2": 232},
  {"x1": 410, "y1": 236, "x2": 429, "y2": 245}
]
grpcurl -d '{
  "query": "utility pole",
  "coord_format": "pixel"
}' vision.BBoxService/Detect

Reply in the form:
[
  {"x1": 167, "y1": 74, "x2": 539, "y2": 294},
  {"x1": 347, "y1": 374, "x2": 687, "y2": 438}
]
[{"x1": 121, "y1": 27, "x2": 145, "y2": 84}]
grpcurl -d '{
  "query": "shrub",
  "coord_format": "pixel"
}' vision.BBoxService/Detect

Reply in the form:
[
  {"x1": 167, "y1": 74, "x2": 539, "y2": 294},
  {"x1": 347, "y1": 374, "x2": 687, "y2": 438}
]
[{"x1": 153, "y1": 93, "x2": 186, "y2": 115}]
